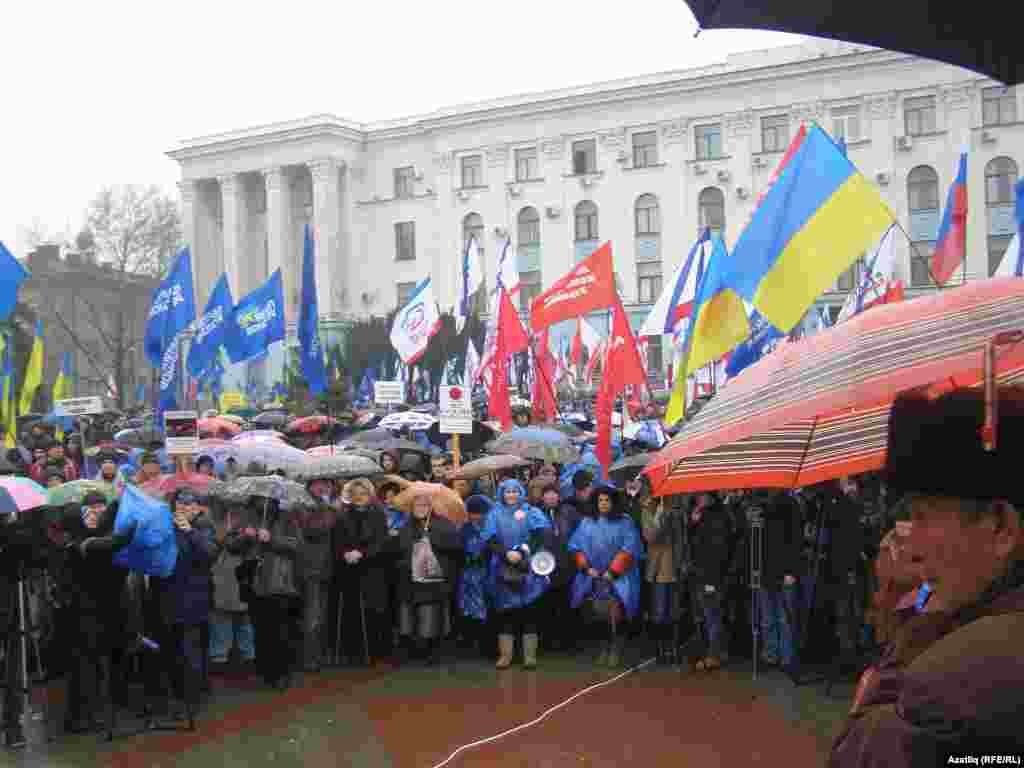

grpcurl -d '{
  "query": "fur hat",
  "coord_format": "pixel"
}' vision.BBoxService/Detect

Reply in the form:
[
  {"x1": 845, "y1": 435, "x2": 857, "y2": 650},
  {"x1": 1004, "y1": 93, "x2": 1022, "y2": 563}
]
[{"x1": 885, "y1": 387, "x2": 1024, "y2": 507}]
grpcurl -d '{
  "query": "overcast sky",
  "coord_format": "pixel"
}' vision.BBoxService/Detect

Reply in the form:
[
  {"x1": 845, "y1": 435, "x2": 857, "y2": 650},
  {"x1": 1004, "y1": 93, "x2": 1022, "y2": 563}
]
[{"x1": 1, "y1": 0, "x2": 801, "y2": 256}]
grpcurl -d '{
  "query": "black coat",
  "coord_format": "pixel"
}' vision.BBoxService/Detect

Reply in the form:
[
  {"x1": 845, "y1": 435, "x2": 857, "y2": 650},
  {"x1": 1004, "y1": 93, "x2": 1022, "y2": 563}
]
[
  {"x1": 745, "y1": 492, "x2": 803, "y2": 588},
  {"x1": 691, "y1": 502, "x2": 733, "y2": 588},
  {"x1": 57, "y1": 510, "x2": 132, "y2": 650},
  {"x1": 392, "y1": 515, "x2": 462, "y2": 605},
  {"x1": 332, "y1": 502, "x2": 391, "y2": 613},
  {"x1": 152, "y1": 526, "x2": 216, "y2": 626},
  {"x1": 546, "y1": 502, "x2": 583, "y2": 588}
]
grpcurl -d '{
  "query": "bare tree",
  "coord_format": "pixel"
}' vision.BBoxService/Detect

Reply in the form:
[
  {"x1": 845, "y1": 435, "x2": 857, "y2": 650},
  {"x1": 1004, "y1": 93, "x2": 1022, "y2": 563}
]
[{"x1": 48, "y1": 185, "x2": 181, "y2": 409}]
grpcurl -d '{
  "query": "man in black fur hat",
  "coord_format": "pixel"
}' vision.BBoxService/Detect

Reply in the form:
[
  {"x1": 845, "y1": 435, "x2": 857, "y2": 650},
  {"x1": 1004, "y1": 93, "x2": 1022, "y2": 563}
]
[{"x1": 830, "y1": 387, "x2": 1024, "y2": 766}]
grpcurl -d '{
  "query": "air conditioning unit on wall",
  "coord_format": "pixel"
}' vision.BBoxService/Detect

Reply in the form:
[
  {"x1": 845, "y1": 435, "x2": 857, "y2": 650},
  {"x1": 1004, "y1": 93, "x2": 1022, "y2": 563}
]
[
  {"x1": 735, "y1": 186, "x2": 749, "y2": 199},
  {"x1": 896, "y1": 135, "x2": 913, "y2": 151},
  {"x1": 545, "y1": 205, "x2": 561, "y2": 219},
  {"x1": 693, "y1": 163, "x2": 706, "y2": 175},
  {"x1": 717, "y1": 169, "x2": 732, "y2": 183},
  {"x1": 981, "y1": 130, "x2": 997, "y2": 144},
  {"x1": 752, "y1": 155, "x2": 767, "y2": 168},
  {"x1": 457, "y1": 189, "x2": 470, "y2": 201}
]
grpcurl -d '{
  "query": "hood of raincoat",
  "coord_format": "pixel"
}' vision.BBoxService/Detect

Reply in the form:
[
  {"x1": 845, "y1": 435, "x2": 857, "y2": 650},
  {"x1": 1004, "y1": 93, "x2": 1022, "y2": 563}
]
[{"x1": 496, "y1": 478, "x2": 528, "y2": 512}]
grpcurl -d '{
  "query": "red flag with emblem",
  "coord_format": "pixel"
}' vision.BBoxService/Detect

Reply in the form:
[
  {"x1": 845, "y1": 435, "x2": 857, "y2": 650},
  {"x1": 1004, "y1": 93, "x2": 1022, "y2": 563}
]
[
  {"x1": 529, "y1": 242, "x2": 617, "y2": 332},
  {"x1": 595, "y1": 296, "x2": 648, "y2": 472}
]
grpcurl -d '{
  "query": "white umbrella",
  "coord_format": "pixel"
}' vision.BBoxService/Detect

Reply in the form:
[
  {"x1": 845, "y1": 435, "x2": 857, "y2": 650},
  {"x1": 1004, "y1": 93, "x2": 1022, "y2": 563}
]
[{"x1": 378, "y1": 412, "x2": 438, "y2": 431}]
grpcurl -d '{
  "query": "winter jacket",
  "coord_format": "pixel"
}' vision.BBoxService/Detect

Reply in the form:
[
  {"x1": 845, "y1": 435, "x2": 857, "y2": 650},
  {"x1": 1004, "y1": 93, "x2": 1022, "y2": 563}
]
[
  {"x1": 745, "y1": 491, "x2": 802, "y2": 588},
  {"x1": 691, "y1": 501, "x2": 733, "y2": 588},
  {"x1": 332, "y1": 502, "x2": 391, "y2": 613},
  {"x1": 830, "y1": 572, "x2": 1024, "y2": 767},
  {"x1": 152, "y1": 525, "x2": 216, "y2": 625},
  {"x1": 225, "y1": 503, "x2": 303, "y2": 599},
  {"x1": 546, "y1": 501, "x2": 582, "y2": 588},
  {"x1": 393, "y1": 515, "x2": 462, "y2": 605}
]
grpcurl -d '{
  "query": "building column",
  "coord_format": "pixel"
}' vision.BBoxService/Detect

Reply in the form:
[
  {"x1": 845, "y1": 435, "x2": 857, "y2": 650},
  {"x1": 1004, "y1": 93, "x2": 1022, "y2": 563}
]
[
  {"x1": 263, "y1": 166, "x2": 292, "y2": 394},
  {"x1": 308, "y1": 158, "x2": 341, "y2": 317},
  {"x1": 218, "y1": 174, "x2": 244, "y2": 301},
  {"x1": 263, "y1": 167, "x2": 294, "y2": 321},
  {"x1": 177, "y1": 179, "x2": 199, "y2": 303}
]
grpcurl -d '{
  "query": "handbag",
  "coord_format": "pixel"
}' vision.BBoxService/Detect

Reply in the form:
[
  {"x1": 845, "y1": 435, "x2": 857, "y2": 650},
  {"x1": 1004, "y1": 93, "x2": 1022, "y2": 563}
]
[
  {"x1": 585, "y1": 577, "x2": 616, "y2": 621},
  {"x1": 500, "y1": 561, "x2": 528, "y2": 589}
]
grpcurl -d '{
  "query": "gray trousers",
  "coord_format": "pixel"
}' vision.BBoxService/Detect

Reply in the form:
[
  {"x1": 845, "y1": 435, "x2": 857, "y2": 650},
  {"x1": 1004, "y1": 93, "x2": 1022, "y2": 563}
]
[
  {"x1": 398, "y1": 601, "x2": 450, "y2": 641},
  {"x1": 303, "y1": 580, "x2": 330, "y2": 670}
]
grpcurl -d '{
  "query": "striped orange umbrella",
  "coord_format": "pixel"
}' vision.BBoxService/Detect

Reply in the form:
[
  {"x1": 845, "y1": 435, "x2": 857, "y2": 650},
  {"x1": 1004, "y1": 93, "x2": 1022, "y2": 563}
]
[{"x1": 645, "y1": 278, "x2": 1024, "y2": 495}]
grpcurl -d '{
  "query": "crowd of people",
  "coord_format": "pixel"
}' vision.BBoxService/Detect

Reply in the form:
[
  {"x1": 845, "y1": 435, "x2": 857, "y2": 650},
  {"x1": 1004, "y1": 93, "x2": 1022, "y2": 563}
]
[{"x1": 2, "y1": 389, "x2": 1022, "y2": 765}]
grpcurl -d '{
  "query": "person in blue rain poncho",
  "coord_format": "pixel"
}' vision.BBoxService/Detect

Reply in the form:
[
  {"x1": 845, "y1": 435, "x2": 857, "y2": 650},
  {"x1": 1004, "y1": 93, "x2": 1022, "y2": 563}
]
[
  {"x1": 480, "y1": 479, "x2": 552, "y2": 670},
  {"x1": 568, "y1": 484, "x2": 643, "y2": 668},
  {"x1": 457, "y1": 495, "x2": 492, "y2": 655}
]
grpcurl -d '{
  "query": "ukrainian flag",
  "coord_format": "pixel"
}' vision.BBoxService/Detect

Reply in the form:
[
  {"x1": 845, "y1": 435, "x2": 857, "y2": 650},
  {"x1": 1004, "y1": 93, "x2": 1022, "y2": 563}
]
[
  {"x1": 3, "y1": 343, "x2": 15, "y2": 448},
  {"x1": 726, "y1": 125, "x2": 896, "y2": 332},
  {"x1": 53, "y1": 352, "x2": 72, "y2": 440},
  {"x1": 664, "y1": 235, "x2": 750, "y2": 426},
  {"x1": 20, "y1": 319, "x2": 44, "y2": 416}
]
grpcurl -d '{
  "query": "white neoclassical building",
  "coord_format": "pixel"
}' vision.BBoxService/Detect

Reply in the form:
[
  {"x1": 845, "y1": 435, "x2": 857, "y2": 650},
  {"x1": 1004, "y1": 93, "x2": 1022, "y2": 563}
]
[{"x1": 168, "y1": 38, "x2": 1022, "y2": 384}]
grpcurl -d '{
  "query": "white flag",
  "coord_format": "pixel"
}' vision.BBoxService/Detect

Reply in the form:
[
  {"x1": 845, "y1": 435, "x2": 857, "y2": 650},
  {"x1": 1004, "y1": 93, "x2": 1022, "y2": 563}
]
[
  {"x1": 494, "y1": 238, "x2": 519, "y2": 296},
  {"x1": 838, "y1": 224, "x2": 898, "y2": 323},
  {"x1": 456, "y1": 237, "x2": 484, "y2": 334},
  {"x1": 390, "y1": 277, "x2": 441, "y2": 365},
  {"x1": 994, "y1": 233, "x2": 1022, "y2": 277}
]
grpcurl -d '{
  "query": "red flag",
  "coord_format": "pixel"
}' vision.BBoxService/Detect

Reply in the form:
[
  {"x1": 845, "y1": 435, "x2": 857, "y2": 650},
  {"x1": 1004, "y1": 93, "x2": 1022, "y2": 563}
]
[
  {"x1": 530, "y1": 242, "x2": 617, "y2": 332},
  {"x1": 862, "y1": 279, "x2": 905, "y2": 313},
  {"x1": 595, "y1": 296, "x2": 648, "y2": 472},
  {"x1": 488, "y1": 287, "x2": 530, "y2": 430},
  {"x1": 531, "y1": 329, "x2": 558, "y2": 423}
]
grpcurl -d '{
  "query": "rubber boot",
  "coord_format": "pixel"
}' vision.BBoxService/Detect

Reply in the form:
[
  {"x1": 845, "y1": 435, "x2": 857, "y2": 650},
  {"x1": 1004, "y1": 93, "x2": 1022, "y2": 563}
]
[
  {"x1": 596, "y1": 626, "x2": 610, "y2": 666},
  {"x1": 495, "y1": 634, "x2": 515, "y2": 669},
  {"x1": 522, "y1": 634, "x2": 539, "y2": 670},
  {"x1": 608, "y1": 634, "x2": 624, "y2": 668}
]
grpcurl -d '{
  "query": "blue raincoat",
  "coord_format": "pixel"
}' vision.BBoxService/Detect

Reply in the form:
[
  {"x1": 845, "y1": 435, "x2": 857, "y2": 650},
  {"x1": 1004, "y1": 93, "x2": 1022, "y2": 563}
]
[
  {"x1": 458, "y1": 517, "x2": 490, "y2": 621},
  {"x1": 480, "y1": 479, "x2": 552, "y2": 611},
  {"x1": 568, "y1": 514, "x2": 643, "y2": 619}
]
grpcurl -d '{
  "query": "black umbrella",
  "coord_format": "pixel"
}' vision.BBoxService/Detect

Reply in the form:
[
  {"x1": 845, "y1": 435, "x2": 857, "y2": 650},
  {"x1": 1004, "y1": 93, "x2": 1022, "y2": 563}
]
[
  {"x1": 608, "y1": 452, "x2": 654, "y2": 483},
  {"x1": 252, "y1": 411, "x2": 290, "y2": 429},
  {"x1": 684, "y1": 0, "x2": 1021, "y2": 85},
  {"x1": 425, "y1": 420, "x2": 497, "y2": 454}
]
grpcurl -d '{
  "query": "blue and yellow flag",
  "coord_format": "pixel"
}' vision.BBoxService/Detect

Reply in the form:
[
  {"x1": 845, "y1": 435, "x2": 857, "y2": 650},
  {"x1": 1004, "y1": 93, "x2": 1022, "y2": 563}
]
[
  {"x1": 727, "y1": 124, "x2": 895, "y2": 332},
  {"x1": 664, "y1": 236, "x2": 750, "y2": 426},
  {"x1": 19, "y1": 319, "x2": 44, "y2": 416},
  {"x1": 53, "y1": 352, "x2": 72, "y2": 440}
]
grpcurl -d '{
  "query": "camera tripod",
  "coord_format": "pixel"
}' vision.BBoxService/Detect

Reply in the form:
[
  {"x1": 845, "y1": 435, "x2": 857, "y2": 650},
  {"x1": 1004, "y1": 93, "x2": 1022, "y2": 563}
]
[{"x1": 1, "y1": 565, "x2": 49, "y2": 748}]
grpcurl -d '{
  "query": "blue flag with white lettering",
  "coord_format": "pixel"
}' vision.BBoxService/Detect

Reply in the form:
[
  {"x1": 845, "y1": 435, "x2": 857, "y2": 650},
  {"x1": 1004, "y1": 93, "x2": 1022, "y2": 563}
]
[
  {"x1": 725, "y1": 309, "x2": 784, "y2": 379},
  {"x1": 0, "y1": 240, "x2": 29, "y2": 323},
  {"x1": 225, "y1": 269, "x2": 286, "y2": 364},
  {"x1": 157, "y1": 339, "x2": 180, "y2": 432},
  {"x1": 298, "y1": 226, "x2": 327, "y2": 395},
  {"x1": 188, "y1": 273, "x2": 234, "y2": 377},
  {"x1": 145, "y1": 248, "x2": 196, "y2": 366}
]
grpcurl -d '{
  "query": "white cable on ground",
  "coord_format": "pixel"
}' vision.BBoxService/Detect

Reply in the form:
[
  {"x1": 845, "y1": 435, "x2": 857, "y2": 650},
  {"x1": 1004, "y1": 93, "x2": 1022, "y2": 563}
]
[{"x1": 426, "y1": 657, "x2": 657, "y2": 768}]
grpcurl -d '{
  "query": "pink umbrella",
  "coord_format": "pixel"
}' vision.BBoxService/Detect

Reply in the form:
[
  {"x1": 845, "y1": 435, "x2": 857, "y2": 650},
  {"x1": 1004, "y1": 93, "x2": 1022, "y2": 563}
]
[{"x1": 0, "y1": 477, "x2": 47, "y2": 511}]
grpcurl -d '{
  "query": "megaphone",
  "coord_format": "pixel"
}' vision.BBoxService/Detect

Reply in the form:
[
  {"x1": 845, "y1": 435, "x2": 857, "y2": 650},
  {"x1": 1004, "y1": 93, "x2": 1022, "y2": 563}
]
[{"x1": 530, "y1": 550, "x2": 556, "y2": 577}]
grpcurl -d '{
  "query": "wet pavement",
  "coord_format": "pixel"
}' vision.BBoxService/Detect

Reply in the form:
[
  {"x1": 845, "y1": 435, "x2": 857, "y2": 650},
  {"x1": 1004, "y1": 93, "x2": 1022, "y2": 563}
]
[{"x1": 2, "y1": 652, "x2": 851, "y2": 767}]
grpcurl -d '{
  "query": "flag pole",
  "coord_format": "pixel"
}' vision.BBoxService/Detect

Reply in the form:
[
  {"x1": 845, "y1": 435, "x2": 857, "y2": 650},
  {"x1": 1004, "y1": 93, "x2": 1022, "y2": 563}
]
[
  {"x1": 892, "y1": 218, "x2": 944, "y2": 289},
  {"x1": 528, "y1": 332, "x2": 566, "y2": 425}
]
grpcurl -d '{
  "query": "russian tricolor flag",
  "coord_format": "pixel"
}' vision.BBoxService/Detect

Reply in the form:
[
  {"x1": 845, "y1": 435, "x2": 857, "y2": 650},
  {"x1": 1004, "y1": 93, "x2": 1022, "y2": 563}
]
[{"x1": 931, "y1": 151, "x2": 968, "y2": 286}]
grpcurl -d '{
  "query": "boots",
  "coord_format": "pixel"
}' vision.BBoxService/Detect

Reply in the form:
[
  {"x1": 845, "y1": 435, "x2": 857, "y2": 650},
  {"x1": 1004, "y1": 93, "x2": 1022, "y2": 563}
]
[
  {"x1": 496, "y1": 634, "x2": 515, "y2": 669},
  {"x1": 522, "y1": 634, "x2": 539, "y2": 670},
  {"x1": 607, "y1": 635, "x2": 624, "y2": 668}
]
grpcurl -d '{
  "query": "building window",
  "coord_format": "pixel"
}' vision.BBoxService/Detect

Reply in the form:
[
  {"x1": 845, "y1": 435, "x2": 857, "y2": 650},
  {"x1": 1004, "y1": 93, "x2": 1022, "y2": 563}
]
[
  {"x1": 637, "y1": 262, "x2": 663, "y2": 304},
  {"x1": 574, "y1": 200, "x2": 599, "y2": 241},
  {"x1": 632, "y1": 131, "x2": 658, "y2": 168},
  {"x1": 634, "y1": 193, "x2": 660, "y2": 236},
  {"x1": 908, "y1": 165, "x2": 940, "y2": 213},
  {"x1": 989, "y1": 236, "x2": 1015, "y2": 276},
  {"x1": 761, "y1": 115, "x2": 790, "y2": 153},
  {"x1": 461, "y1": 155, "x2": 483, "y2": 188},
  {"x1": 910, "y1": 242, "x2": 937, "y2": 288},
  {"x1": 646, "y1": 336, "x2": 663, "y2": 384},
  {"x1": 463, "y1": 212, "x2": 484, "y2": 252},
  {"x1": 698, "y1": 187, "x2": 725, "y2": 236},
  {"x1": 831, "y1": 105, "x2": 862, "y2": 143},
  {"x1": 395, "y1": 221, "x2": 415, "y2": 261},
  {"x1": 986, "y1": 157, "x2": 1019, "y2": 275},
  {"x1": 985, "y1": 156, "x2": 1019, "y2": 206},
  {"x1": 904, "y1": 95, "x2": 937, "y2": 136},
  {"x1": 835, "y1": 262, "x2": 859, "y2": 292},
  {"x1": 394, "y1": 166, "x2": 414, "y2": 198},
  {"x1": 519, "y1": 271, "x2": 542, "y2": 314},
  {"x1": 983, "y1": 87, "x2": 1018, "y2": 127},
  {"x1": 694, "y1": 124, "x2": 723, "y2": 161},
  {"x1": 397, "y1": 281, "x2": 417, "y2": 307},
  {"x1": 517, "y1": 207, "x2": 541, "y2": 311},
  {"x1": 572, "y1": 139, "x2": 597, "y2": 174},
  {"x1": 515, "y1": 147, "x2": 538, "y2": 181}
]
